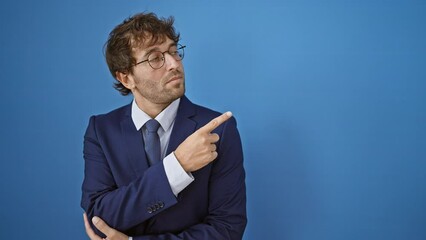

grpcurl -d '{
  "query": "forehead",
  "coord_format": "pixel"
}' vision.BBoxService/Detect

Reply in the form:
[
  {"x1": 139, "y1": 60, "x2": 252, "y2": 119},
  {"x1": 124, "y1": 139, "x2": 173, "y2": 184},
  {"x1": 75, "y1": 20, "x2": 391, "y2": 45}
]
[{"x1": 132, "y1": 35, "x2": 175, "y2": 56}]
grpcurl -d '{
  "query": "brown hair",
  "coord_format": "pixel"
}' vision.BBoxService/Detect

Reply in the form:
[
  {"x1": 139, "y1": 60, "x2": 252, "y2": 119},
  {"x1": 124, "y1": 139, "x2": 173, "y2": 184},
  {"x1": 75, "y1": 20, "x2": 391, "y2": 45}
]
[{"x1": 104, "y1": 12, "x2": 180, "y2": 95}]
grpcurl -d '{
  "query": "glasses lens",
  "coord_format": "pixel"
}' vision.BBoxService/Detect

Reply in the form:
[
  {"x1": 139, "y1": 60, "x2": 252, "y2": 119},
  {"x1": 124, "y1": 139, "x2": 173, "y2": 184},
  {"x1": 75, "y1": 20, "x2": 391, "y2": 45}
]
[
  {"x1": 169, "y1": 45, "x2": 184, "y2": 61},
  {"x1": 148, "y1": 51, "x2": 165, "y2": 69},
  {"x1": 176, "y1": 45, "x2": 184, "y2": 61}
]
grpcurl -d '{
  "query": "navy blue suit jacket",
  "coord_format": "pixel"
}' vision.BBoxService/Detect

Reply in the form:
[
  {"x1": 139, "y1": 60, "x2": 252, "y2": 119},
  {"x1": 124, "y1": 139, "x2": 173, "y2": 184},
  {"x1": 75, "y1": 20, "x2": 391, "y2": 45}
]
[{"x1": 81, "y1": 96, "x2": 247, "y2": 239}]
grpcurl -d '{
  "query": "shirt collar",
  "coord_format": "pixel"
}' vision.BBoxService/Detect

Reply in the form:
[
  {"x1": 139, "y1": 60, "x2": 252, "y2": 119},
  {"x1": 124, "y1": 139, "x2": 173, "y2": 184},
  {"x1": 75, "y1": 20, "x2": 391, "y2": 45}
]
[{"x1": 131, "y1": 98, "x2": 181, "y2": 131}]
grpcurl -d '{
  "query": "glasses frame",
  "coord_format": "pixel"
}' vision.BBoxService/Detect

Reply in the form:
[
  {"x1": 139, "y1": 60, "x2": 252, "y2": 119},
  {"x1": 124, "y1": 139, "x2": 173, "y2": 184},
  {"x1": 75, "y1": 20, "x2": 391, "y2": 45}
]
[{"x1": 133, "y1": 44, "x2": 186, "y2": 70}]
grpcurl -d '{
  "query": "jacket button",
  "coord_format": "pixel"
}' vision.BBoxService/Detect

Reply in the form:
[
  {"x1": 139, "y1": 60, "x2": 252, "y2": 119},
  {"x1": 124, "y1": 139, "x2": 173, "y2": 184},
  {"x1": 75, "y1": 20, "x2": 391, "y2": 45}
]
[
  {"x1": 159, "y1": 201, "x2": 164, "y2": 208},
  {"x1": 147, "y1": 207, "x2": 153, "y2": 213}
]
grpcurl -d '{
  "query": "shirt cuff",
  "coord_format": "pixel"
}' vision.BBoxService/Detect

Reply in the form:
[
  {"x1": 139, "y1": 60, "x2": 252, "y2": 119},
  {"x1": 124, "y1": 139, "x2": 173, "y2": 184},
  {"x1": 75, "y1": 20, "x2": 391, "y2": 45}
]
[
  {"x1": 163, "y1": 152, "x2": 194, "y2": 196},
  {"x1": 129, "y1": 237, "x2": 133, "y2": 240}
]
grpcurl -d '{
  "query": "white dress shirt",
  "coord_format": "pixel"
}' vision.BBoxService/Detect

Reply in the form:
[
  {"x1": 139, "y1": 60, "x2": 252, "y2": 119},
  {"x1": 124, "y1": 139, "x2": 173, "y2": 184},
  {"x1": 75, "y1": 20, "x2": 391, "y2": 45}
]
[{"x1": 131, "y1": 98, "x2": 194, "y2": 196}]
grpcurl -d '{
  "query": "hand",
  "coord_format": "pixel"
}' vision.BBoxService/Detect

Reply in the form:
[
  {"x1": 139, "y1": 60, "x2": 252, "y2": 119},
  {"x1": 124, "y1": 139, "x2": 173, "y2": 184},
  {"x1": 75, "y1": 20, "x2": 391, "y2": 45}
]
[
  {"x1": 83, "y1": 213, "x2": 128, "y2": 240},
  {"x1": 174, "y1": 111, "x2": 232, "y2": 172}
]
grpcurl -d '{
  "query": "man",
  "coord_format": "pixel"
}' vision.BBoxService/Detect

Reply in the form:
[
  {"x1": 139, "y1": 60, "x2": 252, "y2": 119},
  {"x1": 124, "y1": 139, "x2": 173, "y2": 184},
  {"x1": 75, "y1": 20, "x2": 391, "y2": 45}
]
[{"x1": 81, "y1": 12, "x2": 247, "y2": 239}]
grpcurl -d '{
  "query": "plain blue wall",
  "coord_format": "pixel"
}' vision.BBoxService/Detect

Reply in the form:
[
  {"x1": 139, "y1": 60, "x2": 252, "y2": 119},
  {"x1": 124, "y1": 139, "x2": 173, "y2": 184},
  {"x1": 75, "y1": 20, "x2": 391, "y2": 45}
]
[{"x1": 1, "y1": 0, "x2": 425, "y2": 239}]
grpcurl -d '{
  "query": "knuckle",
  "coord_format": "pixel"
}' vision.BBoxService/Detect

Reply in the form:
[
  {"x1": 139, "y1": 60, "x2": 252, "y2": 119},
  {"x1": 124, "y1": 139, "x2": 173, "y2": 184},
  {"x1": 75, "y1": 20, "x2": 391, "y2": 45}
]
[
  {"x1": 200, "y1": 136, "x2": 207, "y2": 144},
  {"x1": 202, "y1": 146, "x2": 210, "y2": 153},
  {"x1": 211, "y1": 120, "x2": 218, "y2": 127}
]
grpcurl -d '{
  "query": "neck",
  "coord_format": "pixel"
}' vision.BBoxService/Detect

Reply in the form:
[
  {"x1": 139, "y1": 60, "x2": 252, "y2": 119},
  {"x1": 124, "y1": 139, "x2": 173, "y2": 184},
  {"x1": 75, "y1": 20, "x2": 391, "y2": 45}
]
[{"x1": 134, "y1": 97, "x2": 170, "y2": 119}]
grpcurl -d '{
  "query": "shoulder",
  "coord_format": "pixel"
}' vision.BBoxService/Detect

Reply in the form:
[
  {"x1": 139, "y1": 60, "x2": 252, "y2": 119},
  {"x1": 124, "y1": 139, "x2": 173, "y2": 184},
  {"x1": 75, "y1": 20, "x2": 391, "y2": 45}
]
[
  {"x1": 194, "y1": 103, "x2": 222, "y2": 119},
  {"x1": 86, "y1": 103, "x2": 131, "y2": 129}
]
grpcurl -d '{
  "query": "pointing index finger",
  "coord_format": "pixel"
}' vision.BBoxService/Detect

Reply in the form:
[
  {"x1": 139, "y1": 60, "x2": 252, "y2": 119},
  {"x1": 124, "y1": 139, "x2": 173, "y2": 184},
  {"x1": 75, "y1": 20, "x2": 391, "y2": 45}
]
[{"x1": 200, "y1": 111, "x2": 233, "y2": 133}]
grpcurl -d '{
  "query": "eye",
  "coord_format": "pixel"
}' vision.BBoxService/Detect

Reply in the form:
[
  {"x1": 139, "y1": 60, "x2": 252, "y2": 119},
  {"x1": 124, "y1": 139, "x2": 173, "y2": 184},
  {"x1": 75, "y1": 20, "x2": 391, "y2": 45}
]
[
  {"x1": 148, "y1": 52, "x2": 164, "y2": 63},
  {"x1": 168, "y1": 46, "x2": 178, "y2": 54}
]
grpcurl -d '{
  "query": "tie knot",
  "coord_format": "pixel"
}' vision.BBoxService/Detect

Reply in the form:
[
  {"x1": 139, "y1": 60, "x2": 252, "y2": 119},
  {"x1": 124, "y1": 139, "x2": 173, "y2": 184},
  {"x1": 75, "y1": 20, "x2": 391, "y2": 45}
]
[{"x1": 145, "y1": 119, "x2": 160, "y2": 133}]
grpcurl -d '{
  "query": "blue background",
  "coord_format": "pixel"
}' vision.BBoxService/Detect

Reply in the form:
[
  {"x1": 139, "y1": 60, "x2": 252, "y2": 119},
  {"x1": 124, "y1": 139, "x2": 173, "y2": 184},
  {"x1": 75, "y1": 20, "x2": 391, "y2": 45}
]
[{"x1": 1, "y1": 0, "x2": 425, "y2": 239}]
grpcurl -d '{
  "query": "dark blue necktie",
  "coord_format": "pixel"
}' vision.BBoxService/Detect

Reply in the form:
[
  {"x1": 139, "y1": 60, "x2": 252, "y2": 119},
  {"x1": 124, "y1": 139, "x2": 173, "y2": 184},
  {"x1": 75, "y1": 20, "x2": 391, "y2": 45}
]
[{"x1": 144, "y1": 119, "x2": 161, "y2": 166}]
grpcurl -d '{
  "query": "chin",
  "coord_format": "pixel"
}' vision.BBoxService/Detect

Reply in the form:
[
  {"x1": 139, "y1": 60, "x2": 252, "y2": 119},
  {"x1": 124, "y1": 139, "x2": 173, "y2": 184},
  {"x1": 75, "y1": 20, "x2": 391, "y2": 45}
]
[
  {"x1": 170, "y1": 84, "x2": 185, "y2": 97},
  {"x1": 157, "y1": 88, "x2": 185, "y2": 104},
  {"x1": 171, "y1": 88, "x2": 185, "y2": 100}
]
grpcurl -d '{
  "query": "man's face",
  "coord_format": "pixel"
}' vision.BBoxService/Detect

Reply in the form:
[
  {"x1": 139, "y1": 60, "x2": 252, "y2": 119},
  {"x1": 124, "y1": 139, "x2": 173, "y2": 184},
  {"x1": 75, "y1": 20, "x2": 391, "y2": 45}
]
[{"x1": 127, "y1": 37, "x2": 185, "y2": 106}]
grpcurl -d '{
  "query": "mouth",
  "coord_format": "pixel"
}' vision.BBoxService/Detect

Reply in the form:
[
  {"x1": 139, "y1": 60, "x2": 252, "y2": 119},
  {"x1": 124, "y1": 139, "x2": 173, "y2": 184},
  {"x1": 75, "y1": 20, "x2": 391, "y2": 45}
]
[{"x1": 166, "y1": 75, "x2": 183, "y2": 84}]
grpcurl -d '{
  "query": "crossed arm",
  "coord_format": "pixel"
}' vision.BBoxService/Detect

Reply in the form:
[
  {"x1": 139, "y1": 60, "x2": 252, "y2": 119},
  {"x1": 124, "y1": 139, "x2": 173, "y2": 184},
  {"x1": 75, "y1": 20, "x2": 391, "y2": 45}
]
[{"x1": 82, "y1": 112, "x2": 246, "y2": 239}]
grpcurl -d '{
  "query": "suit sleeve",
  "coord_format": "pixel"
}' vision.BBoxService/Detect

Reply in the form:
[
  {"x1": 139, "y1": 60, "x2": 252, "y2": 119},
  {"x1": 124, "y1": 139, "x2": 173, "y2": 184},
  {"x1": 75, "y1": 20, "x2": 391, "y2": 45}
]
[
  {"x1": 81, "y1": 116, "x2": 178, "y2": 236},
  {"x1": 132, "y1": 117, "x2": 247, "y2": 240}
]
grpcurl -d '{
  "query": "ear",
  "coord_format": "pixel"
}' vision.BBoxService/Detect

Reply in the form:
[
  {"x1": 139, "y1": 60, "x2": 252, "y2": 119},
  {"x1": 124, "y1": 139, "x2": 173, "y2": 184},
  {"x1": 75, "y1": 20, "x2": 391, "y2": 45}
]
[{"x1": 115, "y1": 71, "x2": 135, "y2": 90}]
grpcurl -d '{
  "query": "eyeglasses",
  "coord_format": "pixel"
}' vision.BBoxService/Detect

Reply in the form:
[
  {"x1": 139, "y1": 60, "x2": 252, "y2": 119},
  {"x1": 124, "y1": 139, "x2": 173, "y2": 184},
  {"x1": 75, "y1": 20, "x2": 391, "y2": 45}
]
[{"x1": 133, "y1": 44, "x2": 186, "y2": 69}]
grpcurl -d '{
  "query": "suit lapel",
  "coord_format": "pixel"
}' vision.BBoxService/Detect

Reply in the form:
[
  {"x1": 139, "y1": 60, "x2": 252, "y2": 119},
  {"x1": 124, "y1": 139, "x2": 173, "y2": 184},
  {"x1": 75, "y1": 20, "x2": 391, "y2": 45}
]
[
  {"x1": 120, "y1": 105, "x2": 149, "y2": 176},
  {"x1": 166, "y1": 96, "x2": 197, "y2": 155}
]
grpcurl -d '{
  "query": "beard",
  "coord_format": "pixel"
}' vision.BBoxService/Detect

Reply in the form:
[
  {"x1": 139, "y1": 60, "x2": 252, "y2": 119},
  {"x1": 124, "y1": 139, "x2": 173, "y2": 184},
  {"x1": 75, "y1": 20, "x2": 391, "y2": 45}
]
[{"x1": 135, "y1": 70, "x2": 186, "y2": 105}]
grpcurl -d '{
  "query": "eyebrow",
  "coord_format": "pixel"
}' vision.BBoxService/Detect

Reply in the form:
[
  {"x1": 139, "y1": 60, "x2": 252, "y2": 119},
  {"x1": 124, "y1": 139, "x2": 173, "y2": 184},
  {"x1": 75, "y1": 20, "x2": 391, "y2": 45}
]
[{"x1": 142, "y1": 42, "x2": 178, "y2": 58}]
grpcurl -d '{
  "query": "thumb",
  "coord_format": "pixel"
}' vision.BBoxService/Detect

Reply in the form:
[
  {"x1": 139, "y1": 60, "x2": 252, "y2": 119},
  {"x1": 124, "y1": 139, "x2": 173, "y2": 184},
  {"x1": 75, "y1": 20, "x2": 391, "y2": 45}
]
[{"x1": 92, "y1": 216, "x2": 114, "y2": 237}]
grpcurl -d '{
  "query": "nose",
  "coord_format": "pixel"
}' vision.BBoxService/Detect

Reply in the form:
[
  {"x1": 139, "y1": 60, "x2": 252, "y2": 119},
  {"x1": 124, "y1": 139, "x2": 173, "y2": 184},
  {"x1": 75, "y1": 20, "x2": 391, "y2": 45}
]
[{"x1": 164, "y1": 52, "x2": 180, "y2": 70}]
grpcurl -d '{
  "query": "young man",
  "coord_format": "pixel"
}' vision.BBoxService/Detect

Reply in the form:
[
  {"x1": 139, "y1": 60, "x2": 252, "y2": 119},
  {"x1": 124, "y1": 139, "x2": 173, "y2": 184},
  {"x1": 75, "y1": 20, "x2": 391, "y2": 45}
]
[{"x1": 81, "y1": 13, "x2": 247, "y2": 239}]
